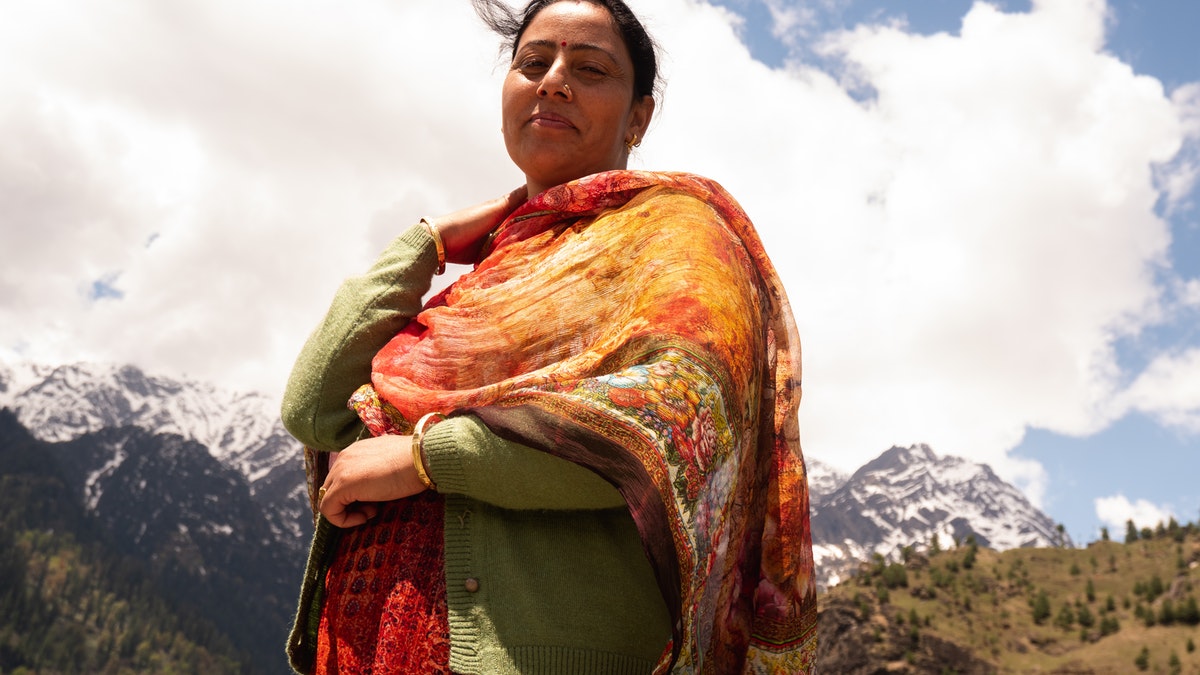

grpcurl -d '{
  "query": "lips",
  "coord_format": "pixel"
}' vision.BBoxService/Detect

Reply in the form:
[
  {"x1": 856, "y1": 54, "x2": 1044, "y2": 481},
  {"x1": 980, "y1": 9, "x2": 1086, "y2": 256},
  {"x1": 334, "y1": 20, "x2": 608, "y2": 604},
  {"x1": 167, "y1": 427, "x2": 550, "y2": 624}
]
[{"x1": 529, "y1": 111, "x2": 576, "y2": 130}]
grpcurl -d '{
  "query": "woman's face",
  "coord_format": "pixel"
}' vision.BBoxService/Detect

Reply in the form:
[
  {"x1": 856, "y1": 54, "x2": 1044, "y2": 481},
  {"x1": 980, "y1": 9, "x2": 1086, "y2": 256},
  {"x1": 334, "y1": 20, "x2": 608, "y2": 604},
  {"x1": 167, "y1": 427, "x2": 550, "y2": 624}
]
[{"x1": 501, "y1": 1, "x2": 654, "y2": 196}]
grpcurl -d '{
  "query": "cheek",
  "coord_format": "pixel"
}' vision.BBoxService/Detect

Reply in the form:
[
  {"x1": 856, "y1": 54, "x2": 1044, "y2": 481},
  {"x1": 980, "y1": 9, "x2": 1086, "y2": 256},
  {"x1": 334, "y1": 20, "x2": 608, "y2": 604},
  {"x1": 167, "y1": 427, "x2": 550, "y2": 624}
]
[
  {"x1": 502, "y1": 88, "x2": 541, "y2": 143},
  {"x1": 596, "y1": 103, "x2": 630, "y2": 143}
]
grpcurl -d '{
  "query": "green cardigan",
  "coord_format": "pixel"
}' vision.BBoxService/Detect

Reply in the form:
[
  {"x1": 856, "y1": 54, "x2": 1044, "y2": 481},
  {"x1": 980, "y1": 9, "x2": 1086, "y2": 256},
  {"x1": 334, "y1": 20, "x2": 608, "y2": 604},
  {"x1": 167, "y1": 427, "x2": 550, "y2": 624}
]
[{"x1": 282, "y1": 225, "x2": 671, "y2": 674}]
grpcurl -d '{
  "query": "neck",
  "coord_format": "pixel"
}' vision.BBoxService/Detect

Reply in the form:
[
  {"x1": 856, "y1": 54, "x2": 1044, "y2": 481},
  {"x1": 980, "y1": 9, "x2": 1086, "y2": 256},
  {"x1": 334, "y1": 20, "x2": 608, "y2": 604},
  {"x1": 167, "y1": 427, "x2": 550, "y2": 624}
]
[
  {"x1": 525, "y1": 160, "x2": 630, "y2": 198},
  {"x1": 526, "y1": 180, "x2": 549, "y2": 198}
]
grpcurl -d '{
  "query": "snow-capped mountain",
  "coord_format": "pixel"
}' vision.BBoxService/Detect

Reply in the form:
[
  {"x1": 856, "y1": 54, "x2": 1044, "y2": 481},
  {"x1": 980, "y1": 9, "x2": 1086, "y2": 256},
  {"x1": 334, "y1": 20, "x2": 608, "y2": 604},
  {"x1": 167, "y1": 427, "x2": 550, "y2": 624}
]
[
  {"x1": 2, "y1": 361, "x2": 1068, "y2": 598},
  {"x1": 808, "y1": 443, "x2": 1066, "y2": 588},
  {"x1": 1, "y1": 361, "x2": 292, "y2": 478},
  {"x1": 0, "y1": 361, "x2": 308, "y2": 543},
  {"x1": 0, "y1": 409, "x2": 298, "y2": 674},
  {"x1": 806, "y1": 456, "x2": 850, "y2": 499}
]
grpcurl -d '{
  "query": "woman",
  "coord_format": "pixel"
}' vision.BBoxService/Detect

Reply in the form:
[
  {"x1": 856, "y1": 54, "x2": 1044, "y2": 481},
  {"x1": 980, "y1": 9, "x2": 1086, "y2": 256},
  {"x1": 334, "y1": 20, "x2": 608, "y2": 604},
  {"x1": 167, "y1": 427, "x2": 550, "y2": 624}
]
[{"x1": 283, "y1": 0, "x2": 816, "y2": 673}]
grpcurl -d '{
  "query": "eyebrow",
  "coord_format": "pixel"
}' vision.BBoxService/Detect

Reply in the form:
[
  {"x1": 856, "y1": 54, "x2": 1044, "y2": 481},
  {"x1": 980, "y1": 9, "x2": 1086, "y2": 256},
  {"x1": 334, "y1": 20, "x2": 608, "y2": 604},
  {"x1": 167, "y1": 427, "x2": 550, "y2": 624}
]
[{"x1": 521, "y1": 39, "x2": 621, "y2": 64}]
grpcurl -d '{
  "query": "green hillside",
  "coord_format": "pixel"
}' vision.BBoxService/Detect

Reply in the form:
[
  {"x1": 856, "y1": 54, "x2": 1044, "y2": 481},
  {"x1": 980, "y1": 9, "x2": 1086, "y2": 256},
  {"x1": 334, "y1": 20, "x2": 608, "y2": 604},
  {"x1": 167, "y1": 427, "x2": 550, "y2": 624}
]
[
  {"x1": 0, "y1": 412, "x2": 255, "y2": 674},
  {"x1": 819, "y1": 523, "x2": 1200, "y2": 674}
]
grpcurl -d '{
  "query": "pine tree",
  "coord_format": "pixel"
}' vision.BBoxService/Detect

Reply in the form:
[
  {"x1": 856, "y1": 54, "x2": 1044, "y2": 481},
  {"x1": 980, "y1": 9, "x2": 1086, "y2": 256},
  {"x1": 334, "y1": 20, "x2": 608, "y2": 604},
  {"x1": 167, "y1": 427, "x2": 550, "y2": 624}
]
[
  {"x1": 1031, "y1": 589, "x2": 1052, "y2": 624},
  {"x1": 1148, "y1": 574, "x2": 1165, "y2": 602},
  {"x1": 1180, "y1": 596, "x2": 1200, "y2": 625},
  {"x1": 1160, "y1": 598, "x2": 1176, "y2": 625},
  {"x1": 1135, "y1": 646, "x2": 1150, "y2": 671},
  {"x1": 963, "y1": 542, "x2": 978, "y2": 570},
  {"x1": 1099, "y1": 614, "x2": 1120, "y2": 636},
  {"x1": 1168, "y1": 516, "x2": 1182, "y2": 542},
  {"x1": 1077, "y1": 603, "x2": 1095, "y2": 629},
  {"x1": 1126, "y1": 519, "x2": 1139, "y2": 544},
  {"x1": 1056, "y1": 602, "x2": 1076, "y2": 630}
]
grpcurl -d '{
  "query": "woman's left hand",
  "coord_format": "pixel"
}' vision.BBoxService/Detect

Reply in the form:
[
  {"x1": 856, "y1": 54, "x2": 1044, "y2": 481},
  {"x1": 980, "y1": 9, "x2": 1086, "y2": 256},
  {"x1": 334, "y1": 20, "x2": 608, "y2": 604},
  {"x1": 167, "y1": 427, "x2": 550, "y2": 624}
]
[
  {"x1": 318, "y1": 435, "x2": 427, "y2": 528},
  {"x1": 432, "y1": 185, "x2": 528, "y2": 264}
]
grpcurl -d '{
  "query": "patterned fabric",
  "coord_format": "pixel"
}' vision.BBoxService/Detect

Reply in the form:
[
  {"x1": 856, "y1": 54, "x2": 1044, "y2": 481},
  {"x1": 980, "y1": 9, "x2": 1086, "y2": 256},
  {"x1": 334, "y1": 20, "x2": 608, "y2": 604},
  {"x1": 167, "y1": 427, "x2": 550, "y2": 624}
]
[
  {"x1": 314, "y1": 493, "x2": 451, "y2": 674},
  {"x1": 362, "y1": 171, "x2": 816, "y2": 673}
]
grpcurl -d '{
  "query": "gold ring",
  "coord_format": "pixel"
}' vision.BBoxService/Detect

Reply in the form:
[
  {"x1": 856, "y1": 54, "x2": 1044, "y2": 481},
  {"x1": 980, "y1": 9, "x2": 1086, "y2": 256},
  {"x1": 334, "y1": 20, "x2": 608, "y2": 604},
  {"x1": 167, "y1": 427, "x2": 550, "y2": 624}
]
[{"x1": 318, "y1": 486, "x2": 327, "y2": 504}]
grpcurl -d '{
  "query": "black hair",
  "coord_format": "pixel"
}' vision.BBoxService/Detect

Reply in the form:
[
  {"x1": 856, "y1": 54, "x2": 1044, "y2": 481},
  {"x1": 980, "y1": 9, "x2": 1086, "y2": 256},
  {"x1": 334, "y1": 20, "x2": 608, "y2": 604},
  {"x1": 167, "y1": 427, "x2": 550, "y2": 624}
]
[{"x1": 472, "y1": 0, "x2": 660, "y2": 101}]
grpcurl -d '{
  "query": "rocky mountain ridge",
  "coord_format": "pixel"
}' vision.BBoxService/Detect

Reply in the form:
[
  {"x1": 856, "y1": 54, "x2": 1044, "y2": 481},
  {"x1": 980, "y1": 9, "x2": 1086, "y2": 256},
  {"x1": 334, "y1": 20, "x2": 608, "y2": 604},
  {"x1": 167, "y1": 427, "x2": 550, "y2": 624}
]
[
  {"x1": 0, "y1": 361, "x2": 308, "y2": 545},
  {"x1": 1, "y1": 361, "x2": 1066, "y2": 594},
  {"x1": 0, "y1": 409, "x2": 295, "y2": 674},
  {"x1": 809, "y1": 443, "x2": 1067, "y2": 588}
]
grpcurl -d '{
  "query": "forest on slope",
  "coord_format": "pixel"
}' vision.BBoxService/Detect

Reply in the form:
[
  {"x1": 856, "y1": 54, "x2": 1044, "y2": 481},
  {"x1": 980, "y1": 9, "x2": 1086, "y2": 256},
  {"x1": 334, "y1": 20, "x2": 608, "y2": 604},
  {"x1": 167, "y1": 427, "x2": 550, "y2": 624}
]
[
  {"x1": 818, "y1": 520, "x2": 1200, "y2": 674},
  {"x1": 0, "y1": 410, "x2": 270, "y2": 674}
]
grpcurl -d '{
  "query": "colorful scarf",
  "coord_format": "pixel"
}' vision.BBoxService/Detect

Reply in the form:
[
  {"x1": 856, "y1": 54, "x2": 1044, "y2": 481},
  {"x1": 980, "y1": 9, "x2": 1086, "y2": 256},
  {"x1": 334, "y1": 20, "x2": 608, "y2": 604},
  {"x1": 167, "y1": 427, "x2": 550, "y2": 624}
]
[{"x1": 359, "y1": 171, "x2": 816, "y2": 672}]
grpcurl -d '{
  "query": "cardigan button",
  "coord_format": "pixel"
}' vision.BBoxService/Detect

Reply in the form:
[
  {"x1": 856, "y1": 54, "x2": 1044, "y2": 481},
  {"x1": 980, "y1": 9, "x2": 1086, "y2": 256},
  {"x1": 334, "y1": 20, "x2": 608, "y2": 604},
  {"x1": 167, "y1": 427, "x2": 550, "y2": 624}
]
[{"x1": 464, "y1": 577, "x2": 480, "y2": 593}]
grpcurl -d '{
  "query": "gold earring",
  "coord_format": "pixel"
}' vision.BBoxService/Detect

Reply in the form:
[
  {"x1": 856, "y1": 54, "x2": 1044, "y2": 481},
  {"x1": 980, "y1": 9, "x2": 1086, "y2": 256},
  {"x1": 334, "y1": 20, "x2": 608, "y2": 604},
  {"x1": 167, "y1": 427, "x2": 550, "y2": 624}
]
[{"x1": 625, "y1": 134, "x2": 639, "y2": 153}]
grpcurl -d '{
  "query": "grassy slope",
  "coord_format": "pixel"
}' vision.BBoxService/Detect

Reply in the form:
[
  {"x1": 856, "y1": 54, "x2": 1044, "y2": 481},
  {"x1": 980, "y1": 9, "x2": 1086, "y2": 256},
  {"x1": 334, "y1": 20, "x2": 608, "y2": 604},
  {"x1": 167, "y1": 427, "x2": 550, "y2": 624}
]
[{"x1": 825, "y1": 529, "x2": 1200, "y2": 674}]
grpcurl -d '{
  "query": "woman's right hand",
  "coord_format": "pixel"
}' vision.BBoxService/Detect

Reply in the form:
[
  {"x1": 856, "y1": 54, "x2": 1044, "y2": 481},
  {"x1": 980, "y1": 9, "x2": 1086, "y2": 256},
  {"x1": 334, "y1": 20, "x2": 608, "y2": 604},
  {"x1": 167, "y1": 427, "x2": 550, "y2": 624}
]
[
  {"x1": 319, "y1": 435, "x2": 427, "y2": 528},
  {"x1": 430, "y1": 185, "x2": 528, "y2": 264}
]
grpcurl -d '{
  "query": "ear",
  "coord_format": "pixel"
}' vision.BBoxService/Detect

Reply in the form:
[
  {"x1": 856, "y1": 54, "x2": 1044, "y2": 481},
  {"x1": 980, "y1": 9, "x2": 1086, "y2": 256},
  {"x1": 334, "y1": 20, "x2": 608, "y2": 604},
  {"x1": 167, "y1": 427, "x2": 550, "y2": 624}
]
[{"x1": 627, "y1": 94, "x2": 655, "y2": 142}]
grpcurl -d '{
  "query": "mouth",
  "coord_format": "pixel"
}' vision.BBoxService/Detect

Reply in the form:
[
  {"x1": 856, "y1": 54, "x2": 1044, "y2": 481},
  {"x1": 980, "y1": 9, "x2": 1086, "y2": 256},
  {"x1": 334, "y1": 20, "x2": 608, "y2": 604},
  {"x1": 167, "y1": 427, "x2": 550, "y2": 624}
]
[{"x1": 529, "y1": 111, "x2": 576, "y2": 130}]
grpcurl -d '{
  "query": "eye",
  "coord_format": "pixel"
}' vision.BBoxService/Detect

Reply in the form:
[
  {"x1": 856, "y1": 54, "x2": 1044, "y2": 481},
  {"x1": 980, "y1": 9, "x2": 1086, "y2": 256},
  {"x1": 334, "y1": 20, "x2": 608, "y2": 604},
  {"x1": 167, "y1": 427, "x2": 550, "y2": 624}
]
[
  {"x1": 577, "y1": 64, "x2": 609, "y2": 80},
  {"x1": 515, "y1": 57, "x2": 549, "y2": 73}
]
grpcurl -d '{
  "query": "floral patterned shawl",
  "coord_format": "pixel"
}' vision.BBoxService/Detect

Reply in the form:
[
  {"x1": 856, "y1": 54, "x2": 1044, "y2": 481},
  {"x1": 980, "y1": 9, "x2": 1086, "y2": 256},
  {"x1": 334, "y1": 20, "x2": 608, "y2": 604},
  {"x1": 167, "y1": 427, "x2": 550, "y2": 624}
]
[{"x1": 360, "y1": 171, "x2": 816, "y2": 672}]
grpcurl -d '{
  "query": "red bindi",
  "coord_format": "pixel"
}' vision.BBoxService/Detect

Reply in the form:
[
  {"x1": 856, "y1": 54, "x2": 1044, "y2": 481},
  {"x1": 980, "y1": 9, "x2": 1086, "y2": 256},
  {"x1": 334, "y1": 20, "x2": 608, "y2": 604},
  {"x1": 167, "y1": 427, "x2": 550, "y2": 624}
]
[{"x1": 561, "y1": 41, "x2": 567, "y2": 47}]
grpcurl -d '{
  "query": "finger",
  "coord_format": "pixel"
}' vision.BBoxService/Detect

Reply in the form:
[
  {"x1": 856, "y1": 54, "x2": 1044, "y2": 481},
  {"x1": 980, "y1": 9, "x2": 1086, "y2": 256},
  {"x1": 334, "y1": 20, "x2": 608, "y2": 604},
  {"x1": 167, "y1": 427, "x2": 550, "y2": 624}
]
[
  {"x1": 505, "y1": 185, "x2": 529, "y2": 209},
  {"x1": 358, "y1": 503, "x2": 380, "y2": 521},
  {"x1": 332, "y1": 510, "x2": 368, "y2": 529},
  {"x1": 319, "y1": 485, "x2": 352, "y2": 527}
]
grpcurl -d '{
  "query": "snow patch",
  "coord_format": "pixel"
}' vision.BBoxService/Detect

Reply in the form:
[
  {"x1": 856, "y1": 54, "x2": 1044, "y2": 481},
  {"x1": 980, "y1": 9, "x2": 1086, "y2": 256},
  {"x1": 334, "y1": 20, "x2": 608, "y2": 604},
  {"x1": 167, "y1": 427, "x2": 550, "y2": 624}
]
[{"x1": 84, "y1": 441, "x2": 128, "y2": 511}]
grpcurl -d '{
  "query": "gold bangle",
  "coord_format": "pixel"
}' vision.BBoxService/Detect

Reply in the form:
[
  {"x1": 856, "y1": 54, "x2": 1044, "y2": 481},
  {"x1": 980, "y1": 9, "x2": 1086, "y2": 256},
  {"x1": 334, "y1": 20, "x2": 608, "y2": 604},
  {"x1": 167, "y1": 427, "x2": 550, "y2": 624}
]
[
  {"x1": 420, "y1": 218, "x2": 446, "y2": 275},
  {"x1": 411, "y1": 412, "x2": 446, "y2": 491}
]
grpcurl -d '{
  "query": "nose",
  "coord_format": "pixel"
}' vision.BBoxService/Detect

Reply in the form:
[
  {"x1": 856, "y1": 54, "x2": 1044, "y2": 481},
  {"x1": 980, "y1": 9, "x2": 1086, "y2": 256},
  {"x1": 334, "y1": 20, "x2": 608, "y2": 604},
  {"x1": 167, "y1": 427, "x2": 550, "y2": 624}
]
[{"x1": 536, "y1": 58, "x2": 573, "y2": 102}]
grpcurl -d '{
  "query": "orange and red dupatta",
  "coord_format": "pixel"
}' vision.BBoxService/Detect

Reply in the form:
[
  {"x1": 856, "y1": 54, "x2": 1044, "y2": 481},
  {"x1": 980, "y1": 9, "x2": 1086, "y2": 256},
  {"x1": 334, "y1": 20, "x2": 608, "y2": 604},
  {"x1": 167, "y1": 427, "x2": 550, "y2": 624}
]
[{"x1": 360, "y1": 171, "x2": 816, "y2": 672}]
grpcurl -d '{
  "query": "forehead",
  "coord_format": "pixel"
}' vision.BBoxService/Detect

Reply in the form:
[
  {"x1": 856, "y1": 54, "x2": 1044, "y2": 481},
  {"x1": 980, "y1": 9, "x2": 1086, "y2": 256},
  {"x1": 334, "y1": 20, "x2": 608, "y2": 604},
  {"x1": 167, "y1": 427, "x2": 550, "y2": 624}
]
[{"x1": 520, "y1": 2, "x2": 626, "y2": 55}]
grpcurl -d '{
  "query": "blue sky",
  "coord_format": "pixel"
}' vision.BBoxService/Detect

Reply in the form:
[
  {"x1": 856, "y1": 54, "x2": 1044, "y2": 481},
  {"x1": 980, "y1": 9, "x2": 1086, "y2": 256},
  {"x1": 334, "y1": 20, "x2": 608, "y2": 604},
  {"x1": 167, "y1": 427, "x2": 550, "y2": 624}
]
[
  {"x1": 707, "y1": 0, "x2": 1200, "y2": 543},
  {"x1": 1, "y1": 0, "x2": 1197, "y2": 549}
]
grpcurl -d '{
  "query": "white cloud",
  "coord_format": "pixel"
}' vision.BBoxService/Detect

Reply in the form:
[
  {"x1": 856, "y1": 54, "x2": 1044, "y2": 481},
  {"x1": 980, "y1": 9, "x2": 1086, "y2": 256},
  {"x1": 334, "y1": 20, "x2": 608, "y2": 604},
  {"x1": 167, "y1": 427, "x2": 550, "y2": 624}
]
[
  {"x1": 1, "y1": 0, "x2": 1197, "y2": 492},
  {"x1": 0, "y1": 0, "x2": 514, "y2": 392},
  {"x1": 993, "y1": 455, "x2": 1051, "y2": 509},
  {"x1": 1094, "y1": 493, "x2": 1175, "y2": 531},
  {"x1": 1118, "y1": 348, "x2": 1200, "y2": 432},
  {"x1": 1182, "y1": 279, "x2": 1200, "y2": 308},
  {"x1": 1160, "y1": 82, "x2": 1200, "y2": 213},
  {"x1": 763, "y1": 0, "x2": 819, "y2": 44}
]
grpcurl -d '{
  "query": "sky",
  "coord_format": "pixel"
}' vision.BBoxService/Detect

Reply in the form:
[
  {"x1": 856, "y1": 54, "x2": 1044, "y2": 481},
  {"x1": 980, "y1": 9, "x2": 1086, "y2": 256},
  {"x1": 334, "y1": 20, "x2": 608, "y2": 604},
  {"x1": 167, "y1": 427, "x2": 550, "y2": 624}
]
[{"x1": 1, "y1": 0, "x2": 1197, "y2": 546}]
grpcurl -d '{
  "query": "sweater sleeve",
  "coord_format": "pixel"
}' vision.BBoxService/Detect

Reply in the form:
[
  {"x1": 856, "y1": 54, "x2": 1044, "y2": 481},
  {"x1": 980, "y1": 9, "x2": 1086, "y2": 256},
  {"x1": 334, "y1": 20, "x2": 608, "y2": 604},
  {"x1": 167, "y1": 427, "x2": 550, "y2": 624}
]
[
  {"x1": 281, "y1": 225, "x2": 438, "y2": 452},
  {"x1": 280, "y1": 224, "x2": 627, "y2": 510},
  {"x1": 421, "y1": 414, "x2": 626, "y2": 511}
]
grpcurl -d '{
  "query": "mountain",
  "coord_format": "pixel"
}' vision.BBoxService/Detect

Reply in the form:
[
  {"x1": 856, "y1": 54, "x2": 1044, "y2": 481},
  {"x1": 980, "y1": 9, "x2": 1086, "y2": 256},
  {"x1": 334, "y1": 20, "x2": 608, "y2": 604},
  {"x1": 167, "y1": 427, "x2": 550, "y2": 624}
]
[
  {"x1": 805, "y1": 456, "x2": 850, "y2": 498},
  {"x1": 0, "y1": 362, "x2": 310, "y2": 674},
  {"x1": 816, "y1": 523, "x2": 1200, "y2": 673},
  {"x1": 1, "y1": 360, "x2": 1075, "y2": 668},
  {"x1": 809, "y1": 443, "x2": 1066, "y2": 589},
  {"x1": 0, "y1": 361, "x2": 309, "y2": 549},
  {"x1": 0, "y1": 409, "x2": 277, "y2": 674}
]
